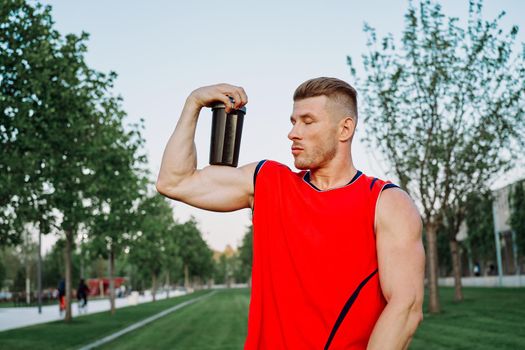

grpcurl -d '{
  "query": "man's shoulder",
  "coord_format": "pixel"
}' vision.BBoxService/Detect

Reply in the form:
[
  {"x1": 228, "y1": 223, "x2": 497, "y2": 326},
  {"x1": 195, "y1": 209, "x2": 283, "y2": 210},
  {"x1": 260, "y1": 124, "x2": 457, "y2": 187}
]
[
  {"x1": 253, "y1": 159, "x2": 299, "y2": 185},
  {"x1": 255, "y1": 159, "x2": 295, "y2": 173},
  {"x1": 360, "y1": 172, "x2": 400, "y2": 193}
]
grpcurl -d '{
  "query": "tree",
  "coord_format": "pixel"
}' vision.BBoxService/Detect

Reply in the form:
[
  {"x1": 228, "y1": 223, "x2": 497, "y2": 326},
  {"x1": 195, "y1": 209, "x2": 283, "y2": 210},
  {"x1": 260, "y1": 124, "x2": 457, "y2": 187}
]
[
  {"x1": 173, "y1": 218, "x2": 214, "y2": 290},
  {"x1": 0, "y1": 258, "x2": 5, "y2": 290},
  {"x1": 85, "y1": 118, "x2": 147, "y2": 314},
  {"x1": 1, "y1": 0, "x2": 147, "y2": 321},
  {"x1": 161, "y1": 225, "x2": 182, "y2": 297},
  {"x1": 238, "y1": 224, "x2": 253, "y2": 286},
  {"x1": 42, "y1": 239, "x2": 81, "y2": 289},
  {"x1": 510, "y1": 180, "x2": 525, "y2": 258},
  {"x1": 348, "y1": 0, "x2": 525, "y2": 313},
  {"x1": 128, "y1": 194, "x2": 176, "y2": 301},
  {"x1": 0, "y1": 0, "x2": 57, "y2": 248},
  {"x1": 464, "y1": 190, "x2": 495, "y2": 273}
]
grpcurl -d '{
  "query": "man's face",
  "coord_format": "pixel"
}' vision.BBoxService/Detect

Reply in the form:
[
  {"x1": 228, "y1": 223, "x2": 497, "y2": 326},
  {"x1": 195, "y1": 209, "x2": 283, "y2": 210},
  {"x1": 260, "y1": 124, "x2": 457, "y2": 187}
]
[{"x1": 288, "y1": 95, "x2": 339, "y2": 170}]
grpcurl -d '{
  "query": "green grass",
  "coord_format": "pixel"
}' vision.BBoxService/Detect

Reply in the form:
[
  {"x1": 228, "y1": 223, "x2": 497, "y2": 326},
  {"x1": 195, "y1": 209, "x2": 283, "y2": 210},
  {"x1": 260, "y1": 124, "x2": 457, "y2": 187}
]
[
  {"x1": 0, "y1": 287, "x2": 524, "y2": 349},
  {"x1": 99, "y1": 289, "x2": 249, "y2": 350},
  {"x1": 0, "y1": 290, "x2": 212, "y2": 350},
  {"x1": 411, "y1": 287, "x2": 525, "y2": 349}
]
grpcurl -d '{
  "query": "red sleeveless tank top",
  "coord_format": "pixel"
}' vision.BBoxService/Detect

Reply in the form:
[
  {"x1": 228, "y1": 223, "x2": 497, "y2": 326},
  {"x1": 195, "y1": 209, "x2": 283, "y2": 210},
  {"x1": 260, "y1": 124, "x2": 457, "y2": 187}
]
[{"x1": 244, "y1": 160, "x2": 394, "y2": 350}]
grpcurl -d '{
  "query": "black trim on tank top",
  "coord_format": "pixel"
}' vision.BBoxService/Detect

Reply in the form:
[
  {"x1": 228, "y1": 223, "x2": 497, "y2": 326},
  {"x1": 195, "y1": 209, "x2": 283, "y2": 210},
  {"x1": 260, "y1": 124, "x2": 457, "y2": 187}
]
[
  {"x1": 324, "y1": 269, "x2": 378, "y2": 350},
  {"x1": 304, "y1": 170, "x2": 362, "y2": 192},
  {"x1": 371, "y1": 181, "x2": 400, "y2": 191},
  {"x1": 253, "y1": 159, "x2": 267, "y2": 187},
  {"x1": 382, "y1": 183, "x2": 399, "y2": 191}
]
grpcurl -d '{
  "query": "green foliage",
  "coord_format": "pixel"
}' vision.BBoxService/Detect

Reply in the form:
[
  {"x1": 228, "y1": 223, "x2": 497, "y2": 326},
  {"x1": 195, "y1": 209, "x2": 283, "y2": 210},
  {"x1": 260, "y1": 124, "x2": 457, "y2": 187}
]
[
  {"x1": 436, "y1": 224, "x2": 452, "y2": 275},
  {"x1": 173, "y1": 217, "x2": 214, "y2": 281},
  {"x1": 347, "y1": 0, "x2": 525, "y2": 308},
  {"x1": 509, "y1": 180, "x2": 525, "y2": 256},
  {"x1": 42, "y1": 239, "x2": 81, "y2": 289},
  {"x1": 213, "y1": 254, "x2": 229, "y2": 285},
  {"x1": 1, "y1": 0, "x2": 149, "y2": 320},
  {"x1": 128, "y1": 194, "x2": 176, "y2": 281},
  {"x1": 237, "y1": 224, "x2": 253, "y2": 282},
  {"x1": 0, "y1": 246, "x2": 22, "y2": 290},
  {"x1": 13, "y1": 267, "x2": 25, "y2": 292},
  {"x1": 0, "y1": 0, "x2": 59, "y2": 245},
  {"x1": 348, "y1": 0, "x2": 525, "y2": 222},
  {"x1": 0, "y1": 257, "x2": 5, "y2": 289},
  {"x1": 465, "y1": 190, "x2": 496, "y2": 262}
]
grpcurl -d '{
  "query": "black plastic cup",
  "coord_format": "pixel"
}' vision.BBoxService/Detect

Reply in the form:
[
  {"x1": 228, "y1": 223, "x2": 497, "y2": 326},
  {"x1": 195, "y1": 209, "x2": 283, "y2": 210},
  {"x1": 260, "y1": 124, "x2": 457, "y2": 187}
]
[{"x1": 209, "y1": 102, "x2": 246, "y2": 167}]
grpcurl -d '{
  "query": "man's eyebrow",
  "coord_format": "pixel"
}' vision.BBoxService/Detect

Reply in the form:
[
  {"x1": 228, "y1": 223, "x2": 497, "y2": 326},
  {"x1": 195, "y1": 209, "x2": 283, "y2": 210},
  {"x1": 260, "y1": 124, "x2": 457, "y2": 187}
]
[{"x1": 290, "y1": 113, "x2": 316, "y2": 121}]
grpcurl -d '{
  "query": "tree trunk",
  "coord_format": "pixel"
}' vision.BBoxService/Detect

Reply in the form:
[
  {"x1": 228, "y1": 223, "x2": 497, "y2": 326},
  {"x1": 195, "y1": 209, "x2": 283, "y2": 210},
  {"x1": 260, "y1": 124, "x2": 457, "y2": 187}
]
[
  {"x1": 152, "y1": 273, "x2": 157, "y2": 302},
  {"x1": 64, "y1": 229, "x2": 73, "y2": 322},
  {"x1": 37, "y1": 231, "x2": 42, "y2": 314},
  {"x1": 449, "y1": 239, "x2": 464, "y2": 302},
  {"x1": 24, "y1": 231, "x2": 31, "y2": 305},
  {"x1": 166, "y1": 272, "x2": 170, "y2": 298},
  {"x1": 109, "y1": 249, "x2": 116, "y2": 315},
  {"x1": 465, "y1": 241, "x2": 474, "y2": 277},
  {"x1": 25, "y1": 264, "x2": 31, "y2": 305},
  {"x1": 184, "y1": 264, "x2": 189, "y2": 290},
  {"x1": 425, "y1": 222, "x2": 441, "y2": 313}
]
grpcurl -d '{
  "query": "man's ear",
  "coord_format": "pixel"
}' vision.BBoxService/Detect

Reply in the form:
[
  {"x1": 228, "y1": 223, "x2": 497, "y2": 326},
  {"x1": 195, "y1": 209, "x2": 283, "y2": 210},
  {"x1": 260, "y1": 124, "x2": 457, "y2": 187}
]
[{"x1": 339, "y1": 116, "x2": 356, "y2": 142}]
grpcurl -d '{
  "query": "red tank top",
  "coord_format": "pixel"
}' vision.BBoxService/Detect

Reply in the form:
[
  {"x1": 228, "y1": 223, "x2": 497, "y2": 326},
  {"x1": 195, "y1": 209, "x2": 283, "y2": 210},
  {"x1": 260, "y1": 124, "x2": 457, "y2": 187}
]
[{"x1": 244, "y1": 160, "x2": 394, "y2": 350}]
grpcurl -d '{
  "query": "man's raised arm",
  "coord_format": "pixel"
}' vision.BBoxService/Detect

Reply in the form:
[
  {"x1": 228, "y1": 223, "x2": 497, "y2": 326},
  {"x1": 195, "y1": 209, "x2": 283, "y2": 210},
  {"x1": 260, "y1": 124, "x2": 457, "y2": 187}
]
[{"x1": 156, "y1": 84, "x2": 257, "y2": 212}]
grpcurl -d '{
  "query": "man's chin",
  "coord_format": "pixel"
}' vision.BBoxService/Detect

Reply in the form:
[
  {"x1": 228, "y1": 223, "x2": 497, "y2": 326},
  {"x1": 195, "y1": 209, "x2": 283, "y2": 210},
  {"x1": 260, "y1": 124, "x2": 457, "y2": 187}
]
[{"x1": 293, "y1": 159, "x2": 310, "y2": 170}]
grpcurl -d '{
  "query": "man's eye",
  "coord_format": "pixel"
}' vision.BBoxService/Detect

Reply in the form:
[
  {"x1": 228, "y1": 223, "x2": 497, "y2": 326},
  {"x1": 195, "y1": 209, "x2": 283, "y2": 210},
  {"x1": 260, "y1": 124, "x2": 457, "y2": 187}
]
[{"x1": 304, "y1": 120, "x2": 313, "y2": 124}]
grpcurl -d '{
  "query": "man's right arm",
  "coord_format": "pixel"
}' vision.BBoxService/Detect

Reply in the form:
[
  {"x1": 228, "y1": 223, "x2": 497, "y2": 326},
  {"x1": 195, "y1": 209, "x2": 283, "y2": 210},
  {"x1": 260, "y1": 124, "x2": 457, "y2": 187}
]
[{"x1": 156, "y1": 84, "x2": 258, "y2": 212}]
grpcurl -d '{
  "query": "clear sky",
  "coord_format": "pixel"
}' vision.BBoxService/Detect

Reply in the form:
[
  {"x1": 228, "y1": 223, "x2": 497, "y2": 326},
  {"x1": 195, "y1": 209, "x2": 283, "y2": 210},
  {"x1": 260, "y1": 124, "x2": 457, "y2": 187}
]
[{"x1": 39, "y1": 0, "x2": 525, "y2": 253}]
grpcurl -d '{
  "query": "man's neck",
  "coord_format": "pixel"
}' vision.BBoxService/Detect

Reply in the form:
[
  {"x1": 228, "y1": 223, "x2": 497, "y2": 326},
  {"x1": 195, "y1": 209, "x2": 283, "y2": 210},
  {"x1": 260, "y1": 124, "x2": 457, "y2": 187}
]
[{"x1": 309, "y1": 158, "x2": 357, "y2": 191}]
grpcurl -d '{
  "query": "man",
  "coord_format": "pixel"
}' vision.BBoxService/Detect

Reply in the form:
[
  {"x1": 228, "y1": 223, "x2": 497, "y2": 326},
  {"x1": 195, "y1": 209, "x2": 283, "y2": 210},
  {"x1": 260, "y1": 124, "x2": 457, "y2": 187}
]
[
  {"x1": 77, "y1": 278, "x2": 89, "y2": 314},
  {"x1": 57, "y1": 278, "x2": 66, "y2": 317},
  {"x1": 157, "y1": 77, "x2": 425, "y2": 349}
]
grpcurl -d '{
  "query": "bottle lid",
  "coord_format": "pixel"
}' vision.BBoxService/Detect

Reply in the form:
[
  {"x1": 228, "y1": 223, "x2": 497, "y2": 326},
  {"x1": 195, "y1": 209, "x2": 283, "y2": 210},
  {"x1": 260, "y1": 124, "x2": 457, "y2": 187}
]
[{"x1": 211, "y1": 102, "x2": 246, "y2": 113}]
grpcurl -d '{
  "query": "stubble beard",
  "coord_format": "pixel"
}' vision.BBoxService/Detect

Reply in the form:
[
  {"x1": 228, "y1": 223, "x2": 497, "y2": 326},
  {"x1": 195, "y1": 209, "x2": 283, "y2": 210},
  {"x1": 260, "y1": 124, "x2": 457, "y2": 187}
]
[{"x1": 294, "y1": 139, "x2": 338, "y2": 170}]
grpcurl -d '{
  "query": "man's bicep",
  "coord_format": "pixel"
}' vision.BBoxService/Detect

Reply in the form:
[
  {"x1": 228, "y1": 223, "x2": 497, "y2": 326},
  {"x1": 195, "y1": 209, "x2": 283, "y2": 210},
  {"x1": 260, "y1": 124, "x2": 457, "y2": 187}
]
[
  {"x1": 376, "y1": 189, "x2": 425, "y2": 303},
  {"x1": 159, "y1": 162, "x2": 257, "y2": 212}
]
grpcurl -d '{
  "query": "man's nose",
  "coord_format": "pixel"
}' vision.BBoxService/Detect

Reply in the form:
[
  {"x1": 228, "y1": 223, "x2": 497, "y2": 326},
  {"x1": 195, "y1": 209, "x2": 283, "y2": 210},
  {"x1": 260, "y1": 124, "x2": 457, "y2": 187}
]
[{"x1": 288, "y1": 124, "x2": 301, "y2": 141}]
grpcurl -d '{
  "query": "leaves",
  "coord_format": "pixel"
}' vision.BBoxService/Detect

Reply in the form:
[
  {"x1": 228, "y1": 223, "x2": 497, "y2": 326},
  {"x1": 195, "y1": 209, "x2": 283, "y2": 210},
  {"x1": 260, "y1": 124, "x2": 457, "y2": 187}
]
[{"x1": 348, "y1": 0, "x2": 525, "y2": 224}]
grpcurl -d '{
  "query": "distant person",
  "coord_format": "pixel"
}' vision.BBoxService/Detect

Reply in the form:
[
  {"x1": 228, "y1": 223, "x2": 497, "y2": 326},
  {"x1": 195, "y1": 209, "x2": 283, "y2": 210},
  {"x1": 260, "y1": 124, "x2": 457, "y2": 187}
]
[
  {"x1": 77, "y1": 279, "x2": 89, "y2": 314},
  {"x1": 157, "y1": 78, "x2": 425, "y2": 349},
  {"x1": 473, "y1": 262, "x2": 481, "y2": 277},
  {"x1": 57, "y1": 279, "x2": 65, "y2": 316},
  {"x1": 489, "y1": 263, "x2": 496, "y2": 276}
]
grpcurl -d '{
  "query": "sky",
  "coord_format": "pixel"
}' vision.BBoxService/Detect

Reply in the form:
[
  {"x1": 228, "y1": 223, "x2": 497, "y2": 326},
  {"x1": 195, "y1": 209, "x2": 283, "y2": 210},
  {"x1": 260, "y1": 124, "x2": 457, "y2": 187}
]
[{"x1": 38, "y1": 0, "x2": 525, "y2": 253}]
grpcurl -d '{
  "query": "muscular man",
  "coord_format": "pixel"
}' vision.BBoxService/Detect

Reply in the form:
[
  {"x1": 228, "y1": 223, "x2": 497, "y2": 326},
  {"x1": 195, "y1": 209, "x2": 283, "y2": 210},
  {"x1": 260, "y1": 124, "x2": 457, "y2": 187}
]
[{"x1": 156, "y1": 77, "x2": 425, "y2": 349}]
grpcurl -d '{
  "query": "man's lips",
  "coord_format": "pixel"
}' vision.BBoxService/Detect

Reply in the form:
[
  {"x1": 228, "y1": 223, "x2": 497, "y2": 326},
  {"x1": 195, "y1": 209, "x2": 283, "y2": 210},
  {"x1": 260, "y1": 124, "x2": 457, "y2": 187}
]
[{"x1": 291, "y1": 146, "x2": 303, "y2": 155}]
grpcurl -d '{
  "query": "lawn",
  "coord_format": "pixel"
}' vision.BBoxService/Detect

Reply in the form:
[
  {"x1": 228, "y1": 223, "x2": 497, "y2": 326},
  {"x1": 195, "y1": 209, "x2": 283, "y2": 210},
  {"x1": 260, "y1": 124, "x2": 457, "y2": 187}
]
[
  {"x1": 99, "y1": 288, "x2": 249, "y2": 350},
  {"x1": 0, "y1": 290, "x2": 212, "y2": 350},
  {"x1": 411, "y1": 287, "x2": 525, "y2": 349},
  {"x1": 0, "y1": 287, "x2": 523, "y2": 349}
]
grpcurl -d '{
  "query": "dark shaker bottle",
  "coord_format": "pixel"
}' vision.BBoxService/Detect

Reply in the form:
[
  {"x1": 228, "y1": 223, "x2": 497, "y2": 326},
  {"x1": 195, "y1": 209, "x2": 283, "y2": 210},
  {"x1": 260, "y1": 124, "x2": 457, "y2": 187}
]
[{"x1": 209, "y1": 101, "x2": 246, "y2": 167}]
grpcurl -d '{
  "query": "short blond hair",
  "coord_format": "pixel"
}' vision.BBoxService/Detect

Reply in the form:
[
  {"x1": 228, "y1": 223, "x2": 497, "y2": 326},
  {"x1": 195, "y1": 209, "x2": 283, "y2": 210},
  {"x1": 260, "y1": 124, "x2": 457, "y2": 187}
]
[{"x1": 293, "y1": 77, "x2": 358, "y2": 123}]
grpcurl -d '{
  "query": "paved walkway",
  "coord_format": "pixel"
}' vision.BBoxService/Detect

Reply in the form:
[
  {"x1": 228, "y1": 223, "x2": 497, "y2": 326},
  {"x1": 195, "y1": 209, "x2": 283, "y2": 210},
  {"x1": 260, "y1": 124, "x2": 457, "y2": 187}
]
[{"x1": 0, "y1": 290, "x2": 187, "y2": 332}]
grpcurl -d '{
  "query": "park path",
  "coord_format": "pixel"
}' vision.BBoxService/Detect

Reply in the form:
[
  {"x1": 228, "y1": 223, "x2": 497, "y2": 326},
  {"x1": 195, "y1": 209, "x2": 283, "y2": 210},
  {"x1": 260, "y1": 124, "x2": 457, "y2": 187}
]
[{"x1": 0, "y1": 290, "x2": 187, "y2": 332}]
